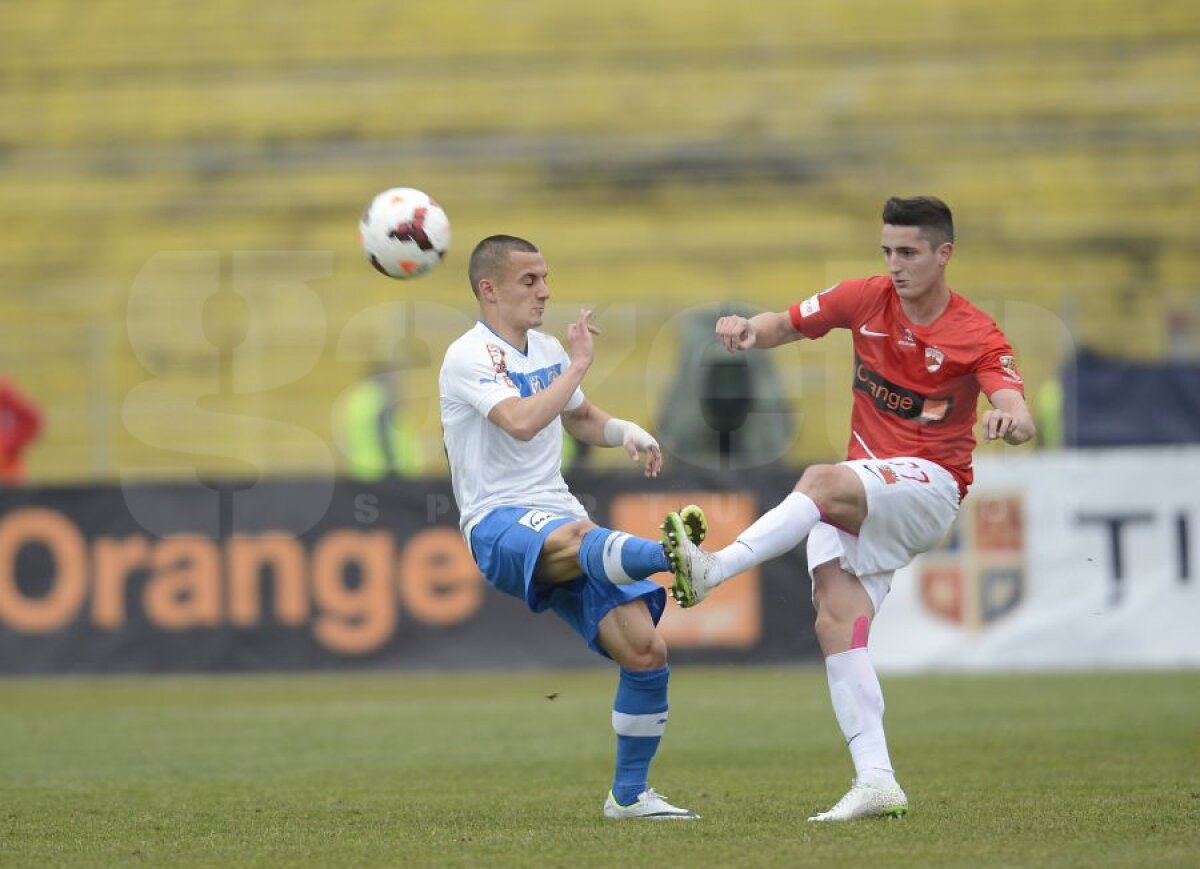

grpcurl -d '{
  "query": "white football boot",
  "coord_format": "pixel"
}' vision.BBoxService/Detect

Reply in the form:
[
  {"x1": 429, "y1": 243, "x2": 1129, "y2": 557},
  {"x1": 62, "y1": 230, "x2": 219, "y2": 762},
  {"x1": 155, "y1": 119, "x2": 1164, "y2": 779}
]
[
  {"x1": 603, "y1": 788, "x2": 699, "y2": 820},
  {"x1": 661, "y1": 510, "x2": 722, "y2": 608},
  {"x1": 808, "y1": 780, "x2": 909, "y2": 822}
]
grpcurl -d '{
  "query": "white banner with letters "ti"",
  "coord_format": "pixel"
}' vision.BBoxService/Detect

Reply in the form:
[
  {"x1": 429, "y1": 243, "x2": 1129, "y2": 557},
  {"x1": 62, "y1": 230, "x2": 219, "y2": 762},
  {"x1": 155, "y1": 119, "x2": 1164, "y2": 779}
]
[{"x1": 872, "y1": 447, "x2": 1200, "y2": 672}]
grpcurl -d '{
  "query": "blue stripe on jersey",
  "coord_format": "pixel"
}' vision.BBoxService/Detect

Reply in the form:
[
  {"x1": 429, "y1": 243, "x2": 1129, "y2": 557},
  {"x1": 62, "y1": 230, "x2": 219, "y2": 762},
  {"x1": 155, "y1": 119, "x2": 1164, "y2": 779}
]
[{"x1": 507, "y1": 364, "x2": 563, "y2": 398}]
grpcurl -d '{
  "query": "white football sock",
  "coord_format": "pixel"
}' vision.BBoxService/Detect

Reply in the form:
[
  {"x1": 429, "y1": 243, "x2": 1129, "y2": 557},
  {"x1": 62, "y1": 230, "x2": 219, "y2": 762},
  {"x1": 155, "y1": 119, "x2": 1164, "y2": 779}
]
[
  {"x1": 826, "y1": 648, "x2": 896, "y2": 789},
  {"x1": 712, "y1": 492, "x2": 821, "y2": 580}
]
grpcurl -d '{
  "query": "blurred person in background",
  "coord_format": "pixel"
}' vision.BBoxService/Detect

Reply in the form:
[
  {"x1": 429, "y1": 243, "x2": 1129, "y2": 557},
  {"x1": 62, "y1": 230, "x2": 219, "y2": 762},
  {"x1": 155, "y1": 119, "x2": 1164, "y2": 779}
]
[
  {"x1": 440, "y1": 234, "x2": 702, "y2": 821},
  {"x1": 338, "y1": 363, "x2": 425, "y2": 479},
  {"x1": 661, "y1": 196, "x2": 1035, "y2": 822},
  {"x1": 0, "y1": 376, "x2": 43, "y2": 485}
]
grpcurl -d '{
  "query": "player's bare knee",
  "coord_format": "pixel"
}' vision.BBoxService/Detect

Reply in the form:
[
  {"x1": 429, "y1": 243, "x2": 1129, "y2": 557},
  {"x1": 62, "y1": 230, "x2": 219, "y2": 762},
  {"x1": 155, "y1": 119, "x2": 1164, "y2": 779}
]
[
  {"x1": 543, "y1": 520, "x2": 595, "y2": 560},
  {"x1": 559, "y1": 520, "x2": 594, "y2": 549},
  {"x1": 617, "y1": 632, "x2": 668, "y2": 671},
  {"x1": 639, "y1": 633, "x2": 669, "y2": 670},
  {"x1": 535, "y1": 521, "x2": 598, "y2": 584},
  {"x1": 814, "y1": 607, "x2": 844, "y2": 646},
  {"x1": 796, "y1": 464, "x2": 839, "y2": 505},
  {"x1": 798, "y1": 464, "x2": 866, "y2": 530}
]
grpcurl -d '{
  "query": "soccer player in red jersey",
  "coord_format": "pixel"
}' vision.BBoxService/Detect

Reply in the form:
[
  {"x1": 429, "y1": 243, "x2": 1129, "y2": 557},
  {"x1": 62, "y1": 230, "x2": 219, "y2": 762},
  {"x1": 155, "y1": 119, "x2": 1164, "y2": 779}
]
[{"x1": 661, "y1": 196, "x2": 1035, "y2": 822}]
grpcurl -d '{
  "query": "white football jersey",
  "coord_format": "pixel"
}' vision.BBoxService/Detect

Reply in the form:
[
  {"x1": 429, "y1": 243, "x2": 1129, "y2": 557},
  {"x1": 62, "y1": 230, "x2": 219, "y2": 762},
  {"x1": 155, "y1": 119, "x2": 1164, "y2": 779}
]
[{"x1": 440, "y1": 321, "x2": 589, "y2": 536}]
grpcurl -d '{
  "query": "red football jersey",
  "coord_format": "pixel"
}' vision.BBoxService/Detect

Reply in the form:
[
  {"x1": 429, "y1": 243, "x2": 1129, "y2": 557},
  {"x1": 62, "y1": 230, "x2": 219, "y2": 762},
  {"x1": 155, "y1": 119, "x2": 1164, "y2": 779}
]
[{"x1": 788, "y1": 275, "x2": 1023, "y2": 497}]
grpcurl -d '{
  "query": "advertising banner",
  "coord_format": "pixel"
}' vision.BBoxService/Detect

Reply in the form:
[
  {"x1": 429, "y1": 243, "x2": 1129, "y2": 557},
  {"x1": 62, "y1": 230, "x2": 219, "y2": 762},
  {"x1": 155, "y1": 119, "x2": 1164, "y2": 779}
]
[
  {"x1": 0, "y1": 470, "x2": 816, "y2": 673},
  {"x1": 873, "y1": 447, "x2": 1200, "y2": 671},
  {"x1": 9, "y1": 450, "x2": 1190, "y2": 675}
]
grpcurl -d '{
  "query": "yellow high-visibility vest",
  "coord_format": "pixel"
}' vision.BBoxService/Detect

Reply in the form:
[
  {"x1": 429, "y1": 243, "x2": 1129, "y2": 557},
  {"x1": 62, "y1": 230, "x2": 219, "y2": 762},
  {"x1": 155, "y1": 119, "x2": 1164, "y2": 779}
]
[{"x1": 342, "y1": 379, "x2": 425, "y2": 479}]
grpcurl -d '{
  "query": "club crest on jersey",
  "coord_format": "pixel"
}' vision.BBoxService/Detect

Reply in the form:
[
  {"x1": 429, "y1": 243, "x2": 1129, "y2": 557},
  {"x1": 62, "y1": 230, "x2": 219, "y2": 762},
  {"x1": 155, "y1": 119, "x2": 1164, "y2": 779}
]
[
  {"x1": 485, "y1": 344, "x2": 516, "y2": 389},
  {"x1": 925, "y1": 347, "x2": 945, "y2": 372}
]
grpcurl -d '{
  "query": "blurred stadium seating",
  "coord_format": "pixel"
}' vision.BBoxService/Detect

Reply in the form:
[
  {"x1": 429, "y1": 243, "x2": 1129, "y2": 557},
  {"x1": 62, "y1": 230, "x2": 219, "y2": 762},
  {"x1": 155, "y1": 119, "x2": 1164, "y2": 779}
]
[{"x1": 2, "y1": 0, "x2": 1198, "y2": 481}]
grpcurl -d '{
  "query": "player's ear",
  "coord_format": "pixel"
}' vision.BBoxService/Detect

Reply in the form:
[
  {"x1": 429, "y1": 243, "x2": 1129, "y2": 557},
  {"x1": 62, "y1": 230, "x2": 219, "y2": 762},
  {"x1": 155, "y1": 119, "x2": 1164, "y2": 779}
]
[
  {"x1": 477, "y1": 278, "x2": 496, "y2": 301},
  {"x1": 937, "y1": 241, "x2": 954, "y2": 267}
]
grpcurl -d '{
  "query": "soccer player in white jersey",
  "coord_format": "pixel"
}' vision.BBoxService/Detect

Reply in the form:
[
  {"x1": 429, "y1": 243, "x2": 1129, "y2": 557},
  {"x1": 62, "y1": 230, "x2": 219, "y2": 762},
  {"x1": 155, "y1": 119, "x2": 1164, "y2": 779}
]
[{"x1": 440, "y1": 235, "x2": 701, "y2": 820}]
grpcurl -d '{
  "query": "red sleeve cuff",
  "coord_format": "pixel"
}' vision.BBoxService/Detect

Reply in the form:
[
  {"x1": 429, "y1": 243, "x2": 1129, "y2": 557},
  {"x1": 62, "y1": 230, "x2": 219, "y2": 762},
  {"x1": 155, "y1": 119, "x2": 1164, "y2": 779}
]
[{"x1": 788, "y1": 303, "x2": 805, "y2": 333}]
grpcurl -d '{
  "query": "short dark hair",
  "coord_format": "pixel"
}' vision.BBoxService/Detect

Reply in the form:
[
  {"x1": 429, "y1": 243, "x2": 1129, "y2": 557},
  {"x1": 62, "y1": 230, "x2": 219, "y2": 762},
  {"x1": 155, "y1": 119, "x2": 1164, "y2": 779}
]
[
  {"x1": 882, "y1": 196, "x2": 954, "y2": 248},
  {"x1": 467, "y1": 235, "x2": 539, "y2": 298}
]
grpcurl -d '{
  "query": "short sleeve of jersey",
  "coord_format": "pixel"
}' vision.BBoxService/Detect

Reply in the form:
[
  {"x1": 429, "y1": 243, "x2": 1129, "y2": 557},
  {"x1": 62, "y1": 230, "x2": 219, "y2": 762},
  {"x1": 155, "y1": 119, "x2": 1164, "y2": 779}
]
[
  {"x1": 788, "y1": 278, "x2": 867, "y2": 339},
  {"x1": 546, "y1": 336, "x2": 586, "y2": 413},
  {"x1": 974, "y1": 329, "x2": 1025, "y2": 396},
  {"x1": 441, "y1": 341, "x2": 522, "y2": 418}
]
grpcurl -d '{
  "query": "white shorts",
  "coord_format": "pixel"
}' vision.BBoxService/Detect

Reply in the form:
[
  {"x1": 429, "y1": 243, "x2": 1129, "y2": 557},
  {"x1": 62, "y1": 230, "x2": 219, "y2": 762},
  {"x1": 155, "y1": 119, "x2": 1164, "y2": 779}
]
[{"x1": 806, "y1": 457, "x2": 961, "y2": 613}]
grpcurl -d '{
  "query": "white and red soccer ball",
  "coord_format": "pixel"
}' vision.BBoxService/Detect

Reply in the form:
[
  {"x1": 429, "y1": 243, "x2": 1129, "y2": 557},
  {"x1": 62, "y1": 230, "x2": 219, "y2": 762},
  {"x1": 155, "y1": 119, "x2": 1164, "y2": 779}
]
[{"x1": 359, "y1": 187, "x2": 451, "y2": 279}]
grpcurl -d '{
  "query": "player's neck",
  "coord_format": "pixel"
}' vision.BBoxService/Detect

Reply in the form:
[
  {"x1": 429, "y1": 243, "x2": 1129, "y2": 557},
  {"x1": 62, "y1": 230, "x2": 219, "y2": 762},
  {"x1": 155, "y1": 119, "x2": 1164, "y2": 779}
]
[
  {"x1": 898, "y1": 281, "x2": 951, "y2": 326},
  {"x1": 482, "y1": 316, "x2": 530, "y2": 353}
]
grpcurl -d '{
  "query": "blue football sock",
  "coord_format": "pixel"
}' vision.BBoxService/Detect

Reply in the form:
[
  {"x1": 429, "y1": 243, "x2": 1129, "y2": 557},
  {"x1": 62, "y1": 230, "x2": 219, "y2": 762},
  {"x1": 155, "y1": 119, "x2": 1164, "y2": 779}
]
[
  {"x1": 580, "y1": 527, "x2": 669, "y2": 585},
  {"x1": 611, "y1": 666, "x2": 670, "y2": 805}
]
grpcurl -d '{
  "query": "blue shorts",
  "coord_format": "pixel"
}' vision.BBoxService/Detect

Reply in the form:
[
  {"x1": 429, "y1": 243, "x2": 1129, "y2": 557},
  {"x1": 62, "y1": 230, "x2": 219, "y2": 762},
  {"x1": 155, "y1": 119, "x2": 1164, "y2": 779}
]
[{"x1": 469, "y1": 506, "x2": 666, "y2": 658}]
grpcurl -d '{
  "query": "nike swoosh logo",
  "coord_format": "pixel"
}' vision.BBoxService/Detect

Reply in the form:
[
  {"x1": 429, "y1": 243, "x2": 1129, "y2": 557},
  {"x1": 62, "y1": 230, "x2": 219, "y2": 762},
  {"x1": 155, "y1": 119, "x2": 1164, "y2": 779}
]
[{"x1": 859, "y1": 324, "x2": 889, "y2": 338}]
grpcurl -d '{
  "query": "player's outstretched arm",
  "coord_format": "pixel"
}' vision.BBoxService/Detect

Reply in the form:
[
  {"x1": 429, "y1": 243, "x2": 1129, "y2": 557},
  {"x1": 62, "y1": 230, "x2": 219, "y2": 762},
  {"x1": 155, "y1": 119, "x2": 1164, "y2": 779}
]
[
  {"x1": 715, "y1": 311, "x2": 802, "y2": 352},
  {"x1": 982, "y1": 388, "x2": 1036, "y2": 445},
  {"x1": 563, "y1": 400, "x2": 662, "y2": 477}
]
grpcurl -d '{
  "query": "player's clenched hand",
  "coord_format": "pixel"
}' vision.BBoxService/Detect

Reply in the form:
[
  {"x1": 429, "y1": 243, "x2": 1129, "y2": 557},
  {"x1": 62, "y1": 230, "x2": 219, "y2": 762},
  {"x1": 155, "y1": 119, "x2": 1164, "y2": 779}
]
[
  {"x1": 566, "y1": 308, "x2": 599, "y2": 368},
  {"x1": 982, "y1": 409, "x2": 1017, "y2": 442},
  {"x1": 715, "y1": 315, "x2": 757, "y2": 352}
]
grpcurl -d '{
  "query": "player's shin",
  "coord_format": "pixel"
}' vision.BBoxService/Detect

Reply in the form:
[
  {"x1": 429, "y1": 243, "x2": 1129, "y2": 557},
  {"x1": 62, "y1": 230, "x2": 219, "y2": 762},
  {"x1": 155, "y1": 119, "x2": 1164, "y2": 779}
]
[
  {"x1": 825, "y1": 633, "x2": 896, "y2": 789},
  {"x1": 713, "y1": 492, "x2": 822, "y2": 579},
  {"x1": 611, "y1": 666, "x2": 670, "y2": 805},
  {"x1": 580, "y1": 528, "x2": 669, "y2": 585}
]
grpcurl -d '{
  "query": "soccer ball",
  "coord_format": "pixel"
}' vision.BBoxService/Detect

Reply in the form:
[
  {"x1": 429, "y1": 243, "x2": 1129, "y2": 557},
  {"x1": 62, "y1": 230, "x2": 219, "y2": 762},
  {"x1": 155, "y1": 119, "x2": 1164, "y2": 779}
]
[{"x1": 359, "y1": 187, "x2": 451, "y2": 279}]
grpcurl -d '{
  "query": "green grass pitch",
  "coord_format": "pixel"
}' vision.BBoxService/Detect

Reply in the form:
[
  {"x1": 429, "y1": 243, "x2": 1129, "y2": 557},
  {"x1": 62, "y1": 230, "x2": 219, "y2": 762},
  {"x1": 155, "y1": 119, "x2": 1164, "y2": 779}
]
[{"x1": 2, "y1": 667, "x2": 1197, "y2": 867}]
